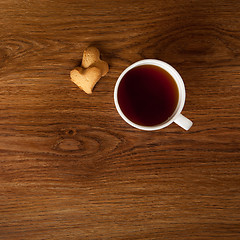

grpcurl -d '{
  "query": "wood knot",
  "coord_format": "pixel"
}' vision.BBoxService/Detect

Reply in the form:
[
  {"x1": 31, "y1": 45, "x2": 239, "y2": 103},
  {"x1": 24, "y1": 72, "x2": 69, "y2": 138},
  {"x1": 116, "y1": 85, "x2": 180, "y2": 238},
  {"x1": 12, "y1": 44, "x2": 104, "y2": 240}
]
[
  {"x1": 55, "y1": 138, "x2": 82, "y2": 151},
  {"x1": 60, "y1": 128, "x2": 77, "y2": 137}
]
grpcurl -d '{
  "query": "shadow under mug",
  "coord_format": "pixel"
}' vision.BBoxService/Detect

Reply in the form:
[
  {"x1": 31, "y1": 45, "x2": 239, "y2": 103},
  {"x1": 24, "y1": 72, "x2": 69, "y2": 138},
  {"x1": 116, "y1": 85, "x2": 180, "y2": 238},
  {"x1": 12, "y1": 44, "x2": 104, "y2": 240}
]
[{"x1": 114, "y1": 59, "x2": 193, "y2": 131}]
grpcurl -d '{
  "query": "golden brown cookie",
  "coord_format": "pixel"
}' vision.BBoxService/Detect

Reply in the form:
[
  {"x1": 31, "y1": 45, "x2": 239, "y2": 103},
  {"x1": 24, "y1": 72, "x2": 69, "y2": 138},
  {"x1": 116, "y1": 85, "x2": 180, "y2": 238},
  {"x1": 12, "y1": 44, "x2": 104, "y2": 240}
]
[{"x1": 70, "y1": 46, "x2": 109, "y2": 94}]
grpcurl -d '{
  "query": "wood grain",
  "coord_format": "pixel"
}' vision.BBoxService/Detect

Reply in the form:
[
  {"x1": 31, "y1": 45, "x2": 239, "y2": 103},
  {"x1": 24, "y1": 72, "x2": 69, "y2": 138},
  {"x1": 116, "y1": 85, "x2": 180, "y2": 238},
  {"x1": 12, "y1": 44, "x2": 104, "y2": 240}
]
[{"x1": 0, "y1": 0, "x2": 239, "y2": 239}]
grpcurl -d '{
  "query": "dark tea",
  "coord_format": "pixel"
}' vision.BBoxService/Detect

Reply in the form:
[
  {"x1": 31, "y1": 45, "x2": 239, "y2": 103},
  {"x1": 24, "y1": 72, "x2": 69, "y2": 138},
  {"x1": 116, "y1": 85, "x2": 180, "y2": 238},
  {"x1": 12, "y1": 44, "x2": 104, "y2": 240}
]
[{"x1": 117, "y1": 65, "x2": 179, "y2": 126}]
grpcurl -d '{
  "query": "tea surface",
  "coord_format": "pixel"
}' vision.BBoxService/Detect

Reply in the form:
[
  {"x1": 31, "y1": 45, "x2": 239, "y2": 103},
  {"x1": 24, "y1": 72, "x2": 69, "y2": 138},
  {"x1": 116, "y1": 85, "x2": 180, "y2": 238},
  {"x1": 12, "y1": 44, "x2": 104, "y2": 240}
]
[{"x1": 117, "y1": 65, "x2": 179, "y2": 126}]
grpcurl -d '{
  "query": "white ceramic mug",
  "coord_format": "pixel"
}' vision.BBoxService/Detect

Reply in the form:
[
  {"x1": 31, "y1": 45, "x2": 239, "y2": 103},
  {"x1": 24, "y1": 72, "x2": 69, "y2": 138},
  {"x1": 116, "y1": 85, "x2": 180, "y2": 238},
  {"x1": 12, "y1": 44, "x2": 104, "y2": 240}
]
[{"x1": 114, "y1": 59, "x2": 193, "y2": 131}]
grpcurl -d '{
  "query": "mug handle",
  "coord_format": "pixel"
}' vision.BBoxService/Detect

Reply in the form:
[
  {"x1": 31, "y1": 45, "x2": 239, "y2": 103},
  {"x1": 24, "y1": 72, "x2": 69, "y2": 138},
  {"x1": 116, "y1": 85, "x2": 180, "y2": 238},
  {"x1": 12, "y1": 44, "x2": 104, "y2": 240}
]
[{"x1": 174, "y1": 114, "x2": 193, "y2": 130}]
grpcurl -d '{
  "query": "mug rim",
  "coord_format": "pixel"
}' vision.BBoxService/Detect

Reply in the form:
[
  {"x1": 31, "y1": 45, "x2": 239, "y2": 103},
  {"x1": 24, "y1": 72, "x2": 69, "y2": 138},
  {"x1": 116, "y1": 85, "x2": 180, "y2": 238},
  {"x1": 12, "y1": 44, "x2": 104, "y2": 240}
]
[{"x1": 114, "y1": 59, "x2": 186, "y2": 131}]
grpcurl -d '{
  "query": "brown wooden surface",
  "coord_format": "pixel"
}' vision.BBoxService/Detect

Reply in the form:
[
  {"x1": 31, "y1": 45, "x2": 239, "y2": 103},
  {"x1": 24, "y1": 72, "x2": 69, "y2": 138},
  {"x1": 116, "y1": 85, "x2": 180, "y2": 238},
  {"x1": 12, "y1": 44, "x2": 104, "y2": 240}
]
[{"x1": 0, "y1": 0, "x2": 239, "y2": 239}]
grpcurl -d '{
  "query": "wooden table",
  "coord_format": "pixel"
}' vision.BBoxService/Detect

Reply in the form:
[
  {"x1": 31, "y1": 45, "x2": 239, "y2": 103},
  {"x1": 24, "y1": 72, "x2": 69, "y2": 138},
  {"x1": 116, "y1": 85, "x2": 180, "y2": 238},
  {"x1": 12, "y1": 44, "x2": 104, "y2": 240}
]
[{"x1": 0, "y1": 0, "x2": 239, "y2": 239}]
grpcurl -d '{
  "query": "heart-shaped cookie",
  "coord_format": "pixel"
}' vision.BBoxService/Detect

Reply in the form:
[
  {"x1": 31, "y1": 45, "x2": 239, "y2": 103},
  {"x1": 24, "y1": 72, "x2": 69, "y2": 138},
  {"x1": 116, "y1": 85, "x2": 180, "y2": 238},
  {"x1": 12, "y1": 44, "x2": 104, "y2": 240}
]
[
  {"x1": 70, "y1": 67, "x2": 101, "y2": 94},
  {"x1": 82, "y1": 46, "x2": 109, "y2": 76}
]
